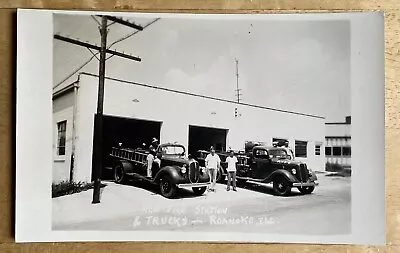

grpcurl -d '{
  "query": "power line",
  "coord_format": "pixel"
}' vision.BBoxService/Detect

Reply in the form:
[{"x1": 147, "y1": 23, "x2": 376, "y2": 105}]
[
  {"x1": 53, "y1": 18, "x2": 160, "y2": 90},
  {"x1": 79, "y1": 72, "x2": 325, "y2": 119},
  {"x1": 107, "y1": 18, "x2": 160, "y2": 48},
  {"x1": 54, "y1": 54, "x2": 98, "y2": 90},
  {"x1": 101, "y1": 15, "x2": 144, "y2": 31},
  {"x1": 54, "y1": 35, "x2": 142, "y2": 61}
]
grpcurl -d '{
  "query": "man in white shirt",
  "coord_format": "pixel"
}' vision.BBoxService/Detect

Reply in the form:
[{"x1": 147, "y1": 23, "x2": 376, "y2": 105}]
[
  {"x1": 146, "y1": 138, "x2": 160, "y2": 177},
  {"x1": 146, "y1": 149, "x2": 156, "y2": 177},
  {"x1": 226, "y1": 150, "x2": 238, "y2": 191},
  {"x1": 205, "y1": 146, "x2": 221, "y2": 192}
]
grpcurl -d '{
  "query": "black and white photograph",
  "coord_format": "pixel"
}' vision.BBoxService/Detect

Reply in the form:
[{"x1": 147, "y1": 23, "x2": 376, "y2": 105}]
[{"x1": 16, "y1": 9, "x2": 385, "y2": 245}]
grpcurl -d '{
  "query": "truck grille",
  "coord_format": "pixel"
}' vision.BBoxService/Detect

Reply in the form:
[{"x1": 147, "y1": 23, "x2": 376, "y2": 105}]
[
  {"x1": 188, "y1": 161, "x2": 199, "y2": 183},
  {"x1": 299, "y1": 164, "x2": 309, "y2": 182}
]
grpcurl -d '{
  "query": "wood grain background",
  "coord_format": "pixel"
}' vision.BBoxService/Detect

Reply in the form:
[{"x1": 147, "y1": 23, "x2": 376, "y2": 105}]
[{"x1": 1, "y1": 1, "x2": 397, "y2": 252}]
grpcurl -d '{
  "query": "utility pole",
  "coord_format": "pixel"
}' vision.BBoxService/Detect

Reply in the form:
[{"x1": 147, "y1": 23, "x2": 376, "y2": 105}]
[
  {"x1": 91, "y1": 16, "x2": 108, "y2": 204},
  {"x1": 54, "y1": 15, "x2": 144, "y2": 204}
]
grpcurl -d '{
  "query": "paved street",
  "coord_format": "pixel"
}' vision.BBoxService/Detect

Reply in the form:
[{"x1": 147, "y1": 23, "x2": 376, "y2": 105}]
[{"x1": 53, "y1": 173, "x2": 351, "y2": 235}]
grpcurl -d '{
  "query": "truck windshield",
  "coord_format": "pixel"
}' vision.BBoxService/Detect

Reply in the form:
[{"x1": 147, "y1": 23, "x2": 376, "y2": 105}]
[
  {"x1": 269, "y1": 149, "x2": 291, "y2": 159},
  {"x1": 160, "y1": 146, "x2": 185, "y2": 155}
]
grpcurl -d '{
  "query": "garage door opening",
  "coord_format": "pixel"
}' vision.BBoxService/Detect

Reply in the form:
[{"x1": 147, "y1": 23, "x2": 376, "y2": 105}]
[
  {"x1": 92, "y1": 114, "x2": 162, "y2": 179},
  {"x1": 188, "y1": 125, "x2": 228, "y2": 155}
]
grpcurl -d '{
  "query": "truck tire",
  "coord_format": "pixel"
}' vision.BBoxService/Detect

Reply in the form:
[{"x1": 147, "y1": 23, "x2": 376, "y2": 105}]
[
  {"x1": 216, "y1": 168, "x2": 225, "y2": 183},
  {"x1": 192, "y1": 186, "x2": 207, "y2": 196},
  {"x1": 298, "y1": 186, "x2": 315, "y2": 194},
  {"x1": 273, "y1": 176, "x2": 292, "y2": 196},
  {"x1": 237, "y1": 179, "x2": 247, "y2": 188},
  {"x1": 159, "y1": 175, "x2": 177, "y2": 199},
  {"x1": 114, "y1": 165, "x2": 126, "y2": 184}
]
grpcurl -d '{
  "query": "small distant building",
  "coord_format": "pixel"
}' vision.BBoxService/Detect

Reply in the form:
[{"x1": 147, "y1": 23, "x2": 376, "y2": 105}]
[{"x1": 325, "y1": 116, "x2": 351, "y2": 170}]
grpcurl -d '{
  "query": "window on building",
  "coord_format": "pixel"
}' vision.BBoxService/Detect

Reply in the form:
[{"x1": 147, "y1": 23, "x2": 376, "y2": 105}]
[
  {"x1": 315, "y1": 145, "x2": 321, "y2": 155},
  {"x1": 342, "y1": 147, "x2": 351, "y2": 156},
  {"x1": 57, "y1": 121, "x2": 67, "y2": 156},
  {"x1": 295, "y1": 141, "x2": 307, "y2": 158},
  {"x1": 332, "y1": 146, "x2": 342, "y2": 156},
  {"x1": 325, "y1": 147, "x2": 332, "y2": 156}
]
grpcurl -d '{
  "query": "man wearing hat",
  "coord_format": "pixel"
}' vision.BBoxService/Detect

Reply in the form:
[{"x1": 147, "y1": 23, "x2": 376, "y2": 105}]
[
  {"x1": 205, "y1": 146, "x2": 221, "y2": 192},
  {"x1": 150, "y1": 137, "x2": 159, "y2": 151},
  {"x1": 146, "y1": 137, "x2": 160, "y2": 177}
]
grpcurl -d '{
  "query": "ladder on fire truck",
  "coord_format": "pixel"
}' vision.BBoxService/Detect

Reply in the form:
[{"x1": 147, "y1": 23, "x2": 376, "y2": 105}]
[{"x1": 110, "y1": 147, "x2": 148, "y2": 165}]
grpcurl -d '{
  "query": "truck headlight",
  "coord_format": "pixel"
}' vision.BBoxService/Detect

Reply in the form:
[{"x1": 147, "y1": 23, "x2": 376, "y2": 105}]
[
  {"x1": 291, "y1": 168, "x2": 297, "y2": 174},
  {"x1": 181, "y1": 165, "x2": 187, "y2": 174}
]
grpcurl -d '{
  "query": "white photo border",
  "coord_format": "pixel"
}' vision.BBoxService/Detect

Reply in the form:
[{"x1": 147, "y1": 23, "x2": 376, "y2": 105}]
[{"x1": 16, "y1": 9, "x2": 385, "y2": 245}]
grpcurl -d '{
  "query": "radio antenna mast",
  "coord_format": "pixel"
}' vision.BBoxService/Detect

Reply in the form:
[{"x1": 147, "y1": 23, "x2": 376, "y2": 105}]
[{"x1": 235, "y1": 58, "x2": 241, "y2": 103}]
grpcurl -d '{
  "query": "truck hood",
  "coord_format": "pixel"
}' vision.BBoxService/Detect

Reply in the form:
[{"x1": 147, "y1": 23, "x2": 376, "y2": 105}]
[
  {"x1": 161, "y1": 156, "x2": 192, "y2": 165},
  {"x1": 271, "y1": 158, "x2": 302, "y2": 166}
]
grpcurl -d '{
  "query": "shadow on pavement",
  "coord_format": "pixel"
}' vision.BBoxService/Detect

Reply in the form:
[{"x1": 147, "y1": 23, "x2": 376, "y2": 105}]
[
  {"x1": 105, "y1": 179, "x2": 205, "y2": 199},
  {"x1": 217, "y1": 182, "x2": 304, "y2": 197}
]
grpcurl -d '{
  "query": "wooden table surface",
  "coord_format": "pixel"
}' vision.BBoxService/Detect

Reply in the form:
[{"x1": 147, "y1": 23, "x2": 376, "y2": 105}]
[{"x1": 1, "y1": 1, "x2": 398, "y2": 252}]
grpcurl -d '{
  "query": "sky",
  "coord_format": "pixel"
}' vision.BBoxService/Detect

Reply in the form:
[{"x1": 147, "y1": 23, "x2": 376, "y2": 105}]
[{"x1": 54, "y1": 14, "x2": 350, "y2": 122}]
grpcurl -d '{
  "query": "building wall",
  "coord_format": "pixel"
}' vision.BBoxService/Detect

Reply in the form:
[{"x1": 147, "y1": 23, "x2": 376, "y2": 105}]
[
  {"x1": 325, "y1": 121, "x2": 351, "y2": 169},
  {"x1": 326, "y1": 124, "x2": 351, "y2": 137},
  {"x1": 72, "y1": 74, "x2": 326, "y2": 182},
  {"x1": 52, "y1": 90, "x2": 75, "y2": 183}
]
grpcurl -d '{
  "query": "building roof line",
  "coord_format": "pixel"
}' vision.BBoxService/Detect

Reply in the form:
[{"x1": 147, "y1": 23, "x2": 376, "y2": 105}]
[
  {"x1": 52, "y1": 80, "x2": 79, "y2": 99},
  {"x1": 326, "y1": 136, "x2": 351, "y2": 139},
  {"x1": 325, "y1": 122, "x2": 351, "y2": 125},
  {"x1": 79, "y1": 72, "x2": 326, "y2": 119}
]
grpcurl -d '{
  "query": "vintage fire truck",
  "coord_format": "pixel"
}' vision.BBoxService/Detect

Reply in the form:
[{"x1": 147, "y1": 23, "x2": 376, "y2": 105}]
[
  {"x1": 109, "y1": 143, "x2": 210, "y2": 198},
  {"x1": 195, "y1": 143, "x2": 318, "y2": 196}
]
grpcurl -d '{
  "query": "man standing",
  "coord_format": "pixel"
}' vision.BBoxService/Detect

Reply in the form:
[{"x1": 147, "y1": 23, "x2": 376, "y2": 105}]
[
  {"x1": 150, "y1": 138, "x2": 159, "y2": 152},
  {"x1": 226, "y1": 150, "x2": 238, "y2": 191},
  {"x1": 146, "y1": 138, "x2": 159, "y2": 178},
  {"x1": 146, "y1": 148, "x2": 156, "y2": 177},
  {"x1": 205, "y1": 146, "x2": 221, "y2": 192}
]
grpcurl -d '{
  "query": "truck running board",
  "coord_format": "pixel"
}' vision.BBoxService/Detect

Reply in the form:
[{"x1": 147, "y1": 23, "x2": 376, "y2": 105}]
[{"x1": 246, "y1": 180, "x2": 273, "y2": 188}]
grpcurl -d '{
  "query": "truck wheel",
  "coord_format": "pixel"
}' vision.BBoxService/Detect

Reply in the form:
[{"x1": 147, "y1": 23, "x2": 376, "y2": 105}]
[
  {"x1": 159, "y1": 175, "x2": 177, "y2": 198},
  {"x1": 114, "y1": 165, "x2": 126, "y2": 184},
  {"x1": 216, "y1": 168, "x2": 225, "y2": 183},
  {"x1": 192, "y1": 186, "x2": 207, "y2": 196},
  {"x1": 298, "y1": 186, "x2": 315, "y2": 194},
  {"x1": 273, "y1": 176, "x2": 292, "y2": 196},
  {"x1": 237, "y1": 179, "x2": 247, "y2": 188}
]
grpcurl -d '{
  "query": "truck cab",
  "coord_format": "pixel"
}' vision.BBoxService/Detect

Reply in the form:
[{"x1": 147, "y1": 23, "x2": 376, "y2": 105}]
[
  {"x1": 245, "y1": 146, "x2": 318, "y2": 195},
  {"x1": 195, "y1": 145, "x2": 318, "y2": 196},
  {"x1": 110, "y1": 143, "x2": 210, "y2": 198}
]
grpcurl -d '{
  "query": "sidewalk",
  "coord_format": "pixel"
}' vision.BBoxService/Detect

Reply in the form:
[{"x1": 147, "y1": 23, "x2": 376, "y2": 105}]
[{"x1": 52, "y1": 181, "x2": 268, "y2": 227}]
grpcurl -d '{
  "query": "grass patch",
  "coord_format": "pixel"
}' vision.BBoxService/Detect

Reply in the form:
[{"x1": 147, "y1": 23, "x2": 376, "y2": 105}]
[
  {"x1": 325, "y1": 162, "x2": 345, "y2": 172},
  {"x1": 326, "y1": 170, "x2": 352, "y2": 177},
  {"x1": 52, "y1": 180, "x2": 107, "y2": 198},
  {"x1": 325, "y1": 162, "x2": 351, "y2": 177}
]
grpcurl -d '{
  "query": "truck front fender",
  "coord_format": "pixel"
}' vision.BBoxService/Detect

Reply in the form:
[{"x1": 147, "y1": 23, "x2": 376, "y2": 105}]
[
  {"x1": 154, "y1": 166, "x2": 182, "y2": 184},
  {"x1": 264, "y1": 169, "x2": 298, "y2": 184}
]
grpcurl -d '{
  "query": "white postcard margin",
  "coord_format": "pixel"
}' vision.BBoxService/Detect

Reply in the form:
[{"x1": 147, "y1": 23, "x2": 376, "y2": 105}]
[{"x1": 16, "y1": 9, "x2": 385, "y2": 245}]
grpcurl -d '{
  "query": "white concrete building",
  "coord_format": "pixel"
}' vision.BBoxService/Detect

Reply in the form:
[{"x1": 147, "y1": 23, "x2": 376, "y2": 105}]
[
  {"x1": 325, "y1": 116, "x2": 351, "y2": 169},
  {"x1": 53, "y1": 73, "x2": 326, "y2": 183},
  {"x1": 52, "y1": 14, "x2": 327, "y2": 183}
]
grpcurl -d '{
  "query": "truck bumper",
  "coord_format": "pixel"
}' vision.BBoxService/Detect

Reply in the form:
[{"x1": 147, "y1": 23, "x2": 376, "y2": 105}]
[
  {"x1": 176, "y1": 182, "x2": 210, "y2": 188},
  {"x1": 293, "y1": 181, "x2": 319, "y2": 187}
]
